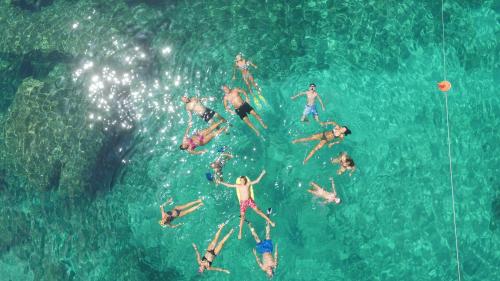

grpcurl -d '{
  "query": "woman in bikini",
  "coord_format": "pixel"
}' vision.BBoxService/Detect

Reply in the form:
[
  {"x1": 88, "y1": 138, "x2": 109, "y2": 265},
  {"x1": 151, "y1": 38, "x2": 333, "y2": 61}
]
[
  {"x1": 232, "y1": 53, "x2": 266, "y2": 108},
  {"x1": 307, "y1": 177, "x2": 341, "y2": 204},
  {"x1": 292, "y1": 120, "x2": 351, "y2": 164},
  {"x1": 192, "y1": 221, "x2": 234, "y2": 274},
  {"x1": 331, "y1": 152, "x2": 356, "y2": 176},
  {"x1": 179, "y1": 113, "x2": 228, "y2": 155},
  {"x1": 159, "y1": 198, "x2": 203, "y2": 228}
]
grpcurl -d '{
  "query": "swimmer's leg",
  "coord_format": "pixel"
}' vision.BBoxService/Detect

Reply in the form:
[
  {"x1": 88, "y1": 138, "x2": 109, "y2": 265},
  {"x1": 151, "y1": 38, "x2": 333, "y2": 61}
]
[
  {"x1": 303, "y1": 141, "x2": 327, "y2": 164},
  {"x1": 208, "y1": 222, "x2": 227, "y2": 250},
  {"x1": 199, "y1": 120, "x2": 225, "y2": 135},
  {"x1": 292, "y1": 134, "x2": 321, "y2": 144},
  {"x1": 238, "y1": 212, "x2": 246, "y2": 239},
  {"x1": 213, "y1": 112, "x2": 227, "y2": 123},
  {"x1": 247, "y1": 222, "x2": 262, "y2": 243},
  {"x1": 178, "y1": 203, "x2": 203, "y2": 218},
  {"x1": 242, "y1": 117, "x2": 260, "y2": 136},
  {"x1": 176, "y1": 199, "x2": 203, "y2": 210},
  {"x1": 265, "y1": 219, "x2": 271, "y2": 240},
  {"x1": 214, "y1": 228, "x2": 234, "y2": 255},
  {"x1": 252, "y1": 207, "x2": 275, "y2": 227},
  {"x1": 249, "y1": 110, "x2": 267, "y2": 129},
  {"x1": 204, "y1": 126, "x2": 228, "y2": 143}
]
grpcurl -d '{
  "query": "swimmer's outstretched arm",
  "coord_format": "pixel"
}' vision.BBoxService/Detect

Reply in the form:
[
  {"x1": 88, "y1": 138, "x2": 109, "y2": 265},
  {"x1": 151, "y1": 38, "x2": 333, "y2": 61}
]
[
  {"x1": 320, "y1": 120, "x2": 337, "y2": 126},
  {"x1": 274, "y1": 244, "x2": 279, "y2": 267},
  {"x1": 317, "y1": 94, "x2": 325, "y2": 110},
  {"x1": 330, "y1": 177, "x2": 337, "y2": 196},
  {"x1": 216, "y1": 180, "x2": 238, "y2": 188},
  {"x1": 249, "y1": 61, "x2": 257, "y2": 69},
  {"x1": 232, "y1": 64, "x2": 237, "y2": 80},
  {"x1": 189, "y1": 149, "x2": 207, "y2": 155},
  {"x1": 192, "y1": 243, "x2": 202, "y2": 265},
  {"x1": 221, "y1": 152, "x2": 234, "y2": 159},
  {"x1": 328, "y1": 140, "x2": 341, "y2": 148},
  {"x1": 168, "y1": 223, "x2": 184, "y2": 228},
  {"x1": 251, "y1": 170, "x2": 266, "y2": 185},
  {"x1": 208, "y1": 266, "x2": 230, "y2": 274},
  {"x1": 252, "y1": 249, "x2": 265, "y2": 270},
  {"x1": 291, "y1": 92, "x2": 306, "y2": 100}
]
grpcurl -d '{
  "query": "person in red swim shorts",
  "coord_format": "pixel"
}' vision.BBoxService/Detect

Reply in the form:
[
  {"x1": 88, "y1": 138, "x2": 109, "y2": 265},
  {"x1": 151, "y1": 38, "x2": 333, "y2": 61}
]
[{"x1": 216, "y1": 170, "x2": 275, "y2": 239}]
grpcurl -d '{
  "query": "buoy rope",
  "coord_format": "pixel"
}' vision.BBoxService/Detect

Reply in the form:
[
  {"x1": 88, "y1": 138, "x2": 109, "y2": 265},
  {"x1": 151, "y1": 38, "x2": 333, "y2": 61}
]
[{"x1": 441, "y1": 1, "x2": 461, "y2": 280}]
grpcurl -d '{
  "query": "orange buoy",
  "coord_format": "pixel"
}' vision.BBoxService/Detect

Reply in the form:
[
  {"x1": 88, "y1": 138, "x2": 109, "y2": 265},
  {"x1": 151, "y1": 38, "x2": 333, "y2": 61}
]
[{"x1": 438, "y1": 80, "x2": 452, "y2": 92}]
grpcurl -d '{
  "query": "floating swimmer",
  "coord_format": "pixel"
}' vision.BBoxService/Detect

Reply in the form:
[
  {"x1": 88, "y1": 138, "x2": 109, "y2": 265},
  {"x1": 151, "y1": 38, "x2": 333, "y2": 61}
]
[
  {"x1": 330, "y1": 152, "x2": 356, "y2": 176},
  {"x1": 180, "y1": 113, "x2": 228, "y2": 155},
  {"x1": 438, "y1": 80, "x2": 452, "y2": 92},
  {"x1": 247, "y1": 210, "x2": 279, "y2": 278},
  {"x1": 232, "y1": 52, "x2": 267, "y2": 108},
  {"x1": 193, "y1": 221, "x2": 234, "y2": 274},
  {"x1": 307, "y1": 177, "x2": 341, "y2": 204},
  {"x1": 291, "y1": 83, "x2": 325, "y2": 122},
  {"x1": 181, "y1": 96, "x2": 226, "y2": 124},
  {"x1": 206, "y1": 151, "x2": 234, "y2": 182},
  {"x1": 216, "y1": 170, "x2": 275, "y2": 239},
  {"x1": 292, "y1": 120, "x2": 351, "y2": 164},
  {"x1": 222, "y1": 85, "x2": 267, "y2": 136},
  {"x1": 159, "y1": 198, "x2": 204, "y2": 228}
]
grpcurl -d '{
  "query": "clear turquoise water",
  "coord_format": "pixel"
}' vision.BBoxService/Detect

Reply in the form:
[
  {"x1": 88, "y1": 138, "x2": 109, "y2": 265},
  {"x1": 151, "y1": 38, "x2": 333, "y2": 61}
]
[{"x1": 0, "y1": 1, "x2": 498, "y2": 281}]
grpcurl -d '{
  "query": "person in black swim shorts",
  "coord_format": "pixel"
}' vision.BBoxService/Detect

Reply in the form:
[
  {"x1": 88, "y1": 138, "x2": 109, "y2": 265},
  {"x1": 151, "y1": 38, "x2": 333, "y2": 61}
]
[{"x1": 221, "y1": 85, "x2": 267, "y2": 136}]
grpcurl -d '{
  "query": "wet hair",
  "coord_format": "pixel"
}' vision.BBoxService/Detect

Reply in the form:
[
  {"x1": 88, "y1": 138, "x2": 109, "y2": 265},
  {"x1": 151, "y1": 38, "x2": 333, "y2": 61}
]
[
  {"x1": 345, "y1": 158, "x2": 355, "y2": 167},
  {"x1": 309, "y1": 83, "x2": 316, "y2": 87},
  {"x1": 239, "y1": 176, "x2": 247, "y2": 184},
  {"x1": 179, "y1": 144, "x2": 187, "y2": 150},
  {"x1": 343, "y1": 126, "x2": 351, "y2": 135}
]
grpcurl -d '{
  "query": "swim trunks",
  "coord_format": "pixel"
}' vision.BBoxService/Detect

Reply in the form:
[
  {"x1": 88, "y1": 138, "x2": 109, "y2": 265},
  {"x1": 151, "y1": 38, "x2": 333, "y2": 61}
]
[
  {"x1": 303, "y1": 104, "x2": 318, "y2": 116},
  {"x1": 200, "y1": 108, "x2": 216, "y2": 122},
  {"x1": 256, "y1": 239, "x2": 273, "y2": 254},
  {"x1": 240, "y1": 198, "x2": 257, "y2": 213},
  {"x1": 235, "y1": 102, "x2": 254, "y2": 120}
]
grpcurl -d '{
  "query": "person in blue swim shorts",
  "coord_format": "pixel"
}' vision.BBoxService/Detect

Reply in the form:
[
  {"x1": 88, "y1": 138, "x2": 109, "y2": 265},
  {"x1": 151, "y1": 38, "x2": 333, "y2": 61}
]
[
  {"x1": 291, "y1": 83, "x2": 325, "y2": 122},
  {"x1": 247, "y1": 211, "x2": 278, "y2": 278}
]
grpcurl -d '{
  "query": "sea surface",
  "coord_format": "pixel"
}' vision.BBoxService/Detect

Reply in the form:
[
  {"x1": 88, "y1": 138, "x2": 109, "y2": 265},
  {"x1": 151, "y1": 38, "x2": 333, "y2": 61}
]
[{"x1": 0, "y1": 1, "x2": 498, "y2": 281}]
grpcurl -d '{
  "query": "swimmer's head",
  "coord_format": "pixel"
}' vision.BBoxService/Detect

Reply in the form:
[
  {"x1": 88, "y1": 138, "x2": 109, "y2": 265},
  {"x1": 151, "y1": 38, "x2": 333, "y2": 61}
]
[
  {"x1": 342, "y1": 126, "x2": 351, "y2": 135},
  {"x1": 221, "y1": 85, "x2": 230, "y2": 93},
  {"x1": 179, "y1": 144, "x2": 188, "y2": 150},
  {"x1": 181, "y1": 96, "x2": 189, "y2": 103},
  {"x1": 235, "y1": 53, "x2": 243, "y2": 61},
  {"x1": 309, "y1": 83, "x2": 316, "y2": 90},
  {"x1": 345, "y1": 158, "x2": 355, "y2": 167},
  {"x1": 265, "y1": 267, "x2": 274, "y2": 278},
  {"x1": 239, "y1": 176, "x2": 248, "y2": 184}
]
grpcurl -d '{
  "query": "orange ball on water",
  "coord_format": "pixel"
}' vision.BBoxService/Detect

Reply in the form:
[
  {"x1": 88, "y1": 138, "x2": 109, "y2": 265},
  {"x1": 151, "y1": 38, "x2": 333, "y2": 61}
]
[{"x1": 438, "y1": 81, "x2": 452, "y2": 92}]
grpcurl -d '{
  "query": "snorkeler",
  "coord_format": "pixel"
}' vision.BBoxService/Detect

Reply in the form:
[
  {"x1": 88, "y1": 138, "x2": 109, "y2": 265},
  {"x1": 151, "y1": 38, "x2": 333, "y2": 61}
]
[
  {"x1": 159, "y1": 198, "x2": 204, "y2": 228},
  {"x1": 207, "y1": 151, "x2": 234, "y2": 182},
  {"x1": 290, "y1": 83, "x2": 325, "y2": 122},
  {"x1": 181, "y1": 96, "x2": 226, "y2": 124},
  {"x1": 180, "y1": 113, "x2": 228, "y2": 155},
  {"x1": 331, "y1": 152, "x2": 356, "y2": 176},
  {"x1": 192, "y1": 221, "x2": 234, "y2": 274},
  {"x1": 222, "y1": 85, "x2": 267, "y2": 136},
  {"x1": 216, "y1": 170, "x2": 275, "y2": 239},
  {"x1": 292, "y1": 120, "x2": 351, "y2": 164},
  {"x1": 307, "y1": 177, "x2": 341, "y2": 204},
  {"x1": 232, "y1": 53, "x2": 267, "y2": 108},
  {"x1": 247, "y1": 212, "x2": 279, "y2": 278}
]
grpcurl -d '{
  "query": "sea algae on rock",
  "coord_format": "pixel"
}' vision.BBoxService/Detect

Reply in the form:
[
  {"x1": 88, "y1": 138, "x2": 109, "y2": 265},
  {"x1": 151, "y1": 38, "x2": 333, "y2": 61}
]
[{"x1": 1, "y1": 73, "x2": 106, "y2": 197}]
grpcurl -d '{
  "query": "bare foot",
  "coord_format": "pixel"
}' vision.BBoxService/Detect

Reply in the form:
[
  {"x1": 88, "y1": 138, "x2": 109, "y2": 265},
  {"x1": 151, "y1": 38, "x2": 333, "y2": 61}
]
[{"x1": 269, "y1": 221, "x2": 276, "y2": 227}]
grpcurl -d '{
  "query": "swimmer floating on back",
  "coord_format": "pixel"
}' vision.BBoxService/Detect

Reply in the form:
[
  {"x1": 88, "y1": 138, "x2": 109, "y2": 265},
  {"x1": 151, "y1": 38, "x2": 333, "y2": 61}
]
[
  {"x1": 232, "y1": 52, "x2": 267, "y2": 108},
  {"x1": 181, "y1": 96, "x2": 226, "y2": 124},
  {"x1": 216, "y1": 170, "x2": 275, "y2": 239},
  {"x1": 207, "y1": 151, "x2": 234, "y2": 182},
  {"x1": 331, "y1": 152, "x2": 356, "y2": 176},
  {"x1": 292, "y1": 120, "x2": 351, "y2": 164},
  {"x1": 180, "y1": 113, "x2": 228, "y2": 155},
  {"x1": 291, "y1": 83, "x2": 325, "y2": 122},
  {"x1": 193, "y1": 221, "x2": 234, "y2": 274},
  {"x1": 159, "y1": 198, "x2": 204, "y2": 228},
  {"x1": 307, "y1": 177, "x2": 341, "y2": 204},
  {"x1": 222, "y1": 85, "x2": 267, "y2": 136},
  {"x1": 247, "y1": 211, "x2": 279, "y2": 278}
]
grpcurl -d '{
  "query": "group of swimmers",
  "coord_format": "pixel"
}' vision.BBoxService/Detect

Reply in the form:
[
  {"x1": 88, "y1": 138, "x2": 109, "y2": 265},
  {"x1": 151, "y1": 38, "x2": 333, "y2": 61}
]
[{"x1": 158, "y1": 53, "x2": 357, "y2": 278}]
